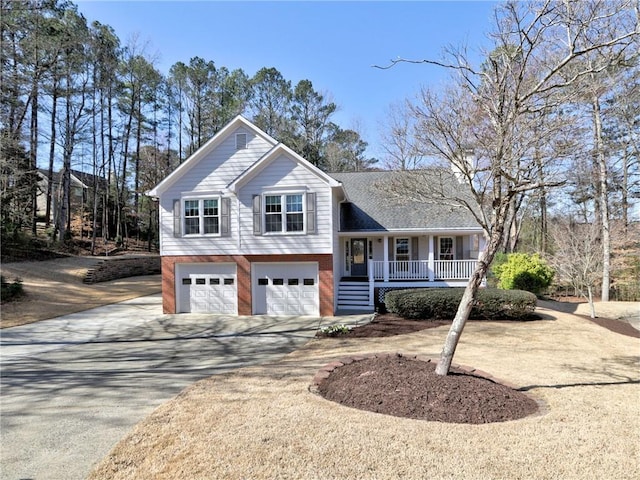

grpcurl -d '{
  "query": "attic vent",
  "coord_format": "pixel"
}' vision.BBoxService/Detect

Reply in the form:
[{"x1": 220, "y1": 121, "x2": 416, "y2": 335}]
[{"x1": 236, "y1": 133, "x2": 247, "y2": 150}]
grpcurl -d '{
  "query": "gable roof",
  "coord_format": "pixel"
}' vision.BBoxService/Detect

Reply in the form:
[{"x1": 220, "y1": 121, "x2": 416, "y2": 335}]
[
  {"x1": 227, "y1": 142, "x2": 342, "y2": 193},
  {"x1": 37, "y1": 168, "x2": 107, "y2": 190},
  {"x1": 329, "y1": 170, "x2": 482, "y2": 232},
  {"x1": 147, "y1": 115, "x2": 278, "y2": 197}
]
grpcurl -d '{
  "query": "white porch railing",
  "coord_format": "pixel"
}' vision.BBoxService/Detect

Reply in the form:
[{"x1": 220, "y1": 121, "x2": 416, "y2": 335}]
[
  {"x1": 371, "y1": 260, "x2": 478, "y2": 281},
  {"x1": 433, "y1": 260, "x2": 478, "y2": 280}
]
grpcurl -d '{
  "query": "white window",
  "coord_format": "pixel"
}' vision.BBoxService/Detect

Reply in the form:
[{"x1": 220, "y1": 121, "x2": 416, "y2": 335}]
[
  {"x1": 264, "y1": 193, "x2": 304, "y2": 233},
  {"x1": 395, "y1": 238, "x2": 410, "y2": 262},
  {"x1": 183, "y1": 198, "x2": 220, "y2": 235},
  {"x1": 439, "y1": 237, "x2": 454, "y2": 260}
]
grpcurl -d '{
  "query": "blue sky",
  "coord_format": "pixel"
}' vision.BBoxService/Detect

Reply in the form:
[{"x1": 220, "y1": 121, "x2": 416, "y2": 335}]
[{"x1": 76, "y1": 0, "x2": 498, "y2": 158}]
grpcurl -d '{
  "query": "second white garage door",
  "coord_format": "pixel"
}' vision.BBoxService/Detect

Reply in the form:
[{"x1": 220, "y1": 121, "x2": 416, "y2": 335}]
[
  {"x1": 176, "y1": 263, "x2": 237, "y2": 314},
  {"x1": 252, "y1": 263, "x2": 319, "y2": 316}
]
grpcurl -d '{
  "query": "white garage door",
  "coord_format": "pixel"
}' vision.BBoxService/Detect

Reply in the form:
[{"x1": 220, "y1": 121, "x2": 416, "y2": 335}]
[
  {"x1": 176, "y1": 263, "x2": 237, "y2": 314},
  {"x1": 252, "y1": 263, "x2": 319, "y2": 316}
]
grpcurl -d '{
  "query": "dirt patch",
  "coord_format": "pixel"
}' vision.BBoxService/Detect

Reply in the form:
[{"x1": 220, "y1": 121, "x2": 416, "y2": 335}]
[
  {"x1": 0, "y1": 275, "x2": 161, "y2": 328},
  {"x1": 316, "y1": 354, "x2": 539, "y2": 424}
]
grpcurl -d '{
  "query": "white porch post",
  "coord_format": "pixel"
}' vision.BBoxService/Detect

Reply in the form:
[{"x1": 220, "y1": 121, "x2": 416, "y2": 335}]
[
  {"x1": 383, "y1": 236, "x2": 389, "y2": 282},
  {"x1": 368, "y1": 260, "x2": 375, "y2": 307},
  {"x1": 428, "y1": 235, "x2": 435, "y2": 281},
  {"x1": 478, "y1": 235, "x2": 487, "y2": 259}
]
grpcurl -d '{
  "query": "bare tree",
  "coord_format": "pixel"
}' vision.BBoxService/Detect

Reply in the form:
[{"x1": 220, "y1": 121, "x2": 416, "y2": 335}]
[
  {"x1": 378, "y1": 0, "x2": 638, "y2": 375},
  {"x1": 379, "y1": 101, "x2": 423, "y2": 170},
  {"x1": 548, "y1": 218, "x2": 602, "y2": 318}
]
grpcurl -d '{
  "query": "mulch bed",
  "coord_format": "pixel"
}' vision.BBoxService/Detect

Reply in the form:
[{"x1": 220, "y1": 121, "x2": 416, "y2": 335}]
[
  {"x1": 317, "y1": 313, "x2": 449, "y2": 338},
  {"x1": 318, "y1": 311, "x2": 639, "y2": 339},
  {"x1": 315, "y1": 309, "x2": 637, "y2": 423},
  {"x1": 316, "y1": 354, "x2": 539, "y2": 424}
]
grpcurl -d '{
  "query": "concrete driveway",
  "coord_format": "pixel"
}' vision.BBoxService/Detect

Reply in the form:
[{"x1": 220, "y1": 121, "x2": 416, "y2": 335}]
[{"x1": 0, "y1": 293, "x2": 371, "y2": 480}]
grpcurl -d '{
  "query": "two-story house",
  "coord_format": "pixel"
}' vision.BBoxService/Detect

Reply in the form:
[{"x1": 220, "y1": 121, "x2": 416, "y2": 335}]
[{"x1": 148, "y1": 116, "x2": 485, "y2": 317}]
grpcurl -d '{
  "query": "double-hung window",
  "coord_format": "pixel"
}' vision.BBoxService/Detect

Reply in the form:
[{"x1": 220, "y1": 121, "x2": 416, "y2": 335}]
[
  {"x1": 184, "y1": 198, "x2": 219, "y2": 235},
  {"x1": 439, "y1": 237, "x2": 454, "y2": 260},
  {"x1": 395, "y1": 238, "x2": 410, "y2": 262},
  {"x1": 264, "y1": 193, "x2": 304, "y2": 233}
]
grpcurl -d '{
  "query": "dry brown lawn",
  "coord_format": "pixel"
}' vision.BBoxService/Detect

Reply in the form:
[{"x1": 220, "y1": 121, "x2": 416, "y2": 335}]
[
  {"x1": 89, "y1": 304, "x2": 640, "y2": 480},
  {"x1": 0, "y1": 270, "x2": 161, "y2": 328}
]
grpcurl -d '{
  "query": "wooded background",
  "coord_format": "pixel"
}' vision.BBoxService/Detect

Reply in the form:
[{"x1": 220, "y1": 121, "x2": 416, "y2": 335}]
[{"x1": 1, "y1": 0, "x2": 638, "y2": 300}]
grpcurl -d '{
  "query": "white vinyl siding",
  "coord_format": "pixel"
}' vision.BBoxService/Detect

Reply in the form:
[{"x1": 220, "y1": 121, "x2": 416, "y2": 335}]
[
  {"x1": 238, "y1": 155, "x2": 333, "y2": 254},
  {"x1": 158, "y1": 126, "x2": 273, "y2": 256},
  {"x1": 167, "y1": 127, "x2": 273, "y2": 194},
  {"x1": 159, "y1": 141, "x2": 333, "y2": 256}
]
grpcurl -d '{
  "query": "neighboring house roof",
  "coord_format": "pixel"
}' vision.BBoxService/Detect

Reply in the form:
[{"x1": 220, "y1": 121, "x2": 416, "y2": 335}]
[
  {"x1": 330, "y1": 170, "x2": 482, "y2": 232},
  {"x1": 147, "y1": 115, "x2": 278, "y2": 197},
  {"x1": 37, "y1": 168, "x2": 107, "y2": 190},
  {"x1": 227, "y1": 143, "x2": 342, "y2": 193},
  {"x1": 70, "y1": 169, "x2": 108, "y2": 190}
]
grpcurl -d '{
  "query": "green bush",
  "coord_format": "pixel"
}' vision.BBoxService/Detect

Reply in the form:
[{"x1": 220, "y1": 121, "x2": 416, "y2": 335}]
[
  {"x1": 384, "y1": 288, "x2": 536, "y2": 320},
  {"x1": 492, "y1": 253, "x2": 554, "y2": 295},
  {"x1": 1, "y1": 275, "x2": 24, "y2": 302}
]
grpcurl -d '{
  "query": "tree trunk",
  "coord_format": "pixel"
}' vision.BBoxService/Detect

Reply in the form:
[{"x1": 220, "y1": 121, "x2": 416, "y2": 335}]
[
  {"x1": 46, "y1": 77, "x2": 58, "y2": 228},
  {"x1": 30, "y1": 77, "x2": 38, "y2": 236},
  {"x1": 436, "y1": 220, "x2": 504, "y2": 375},
  {"x1": 540, "y1": 190, "x2": 548, "y2": 253},
  {"x1": 57, "y1": 74, "x2": 73, "y2": 243},
  {"x1": 621, "y1": 152, "x2": 629, "y2": 235},
  {"x1": 592, "y1": 95, "x2": 610, "y2": 302},
  {"x1": 90, "y1": 77, "x2": 98, "y2": 255},
  {"x1": 134, "y1": 94, "x2": 142, "y2": 237},
  {"x1": 587, "y1": 286, "x2": 596, "y2": 319}
]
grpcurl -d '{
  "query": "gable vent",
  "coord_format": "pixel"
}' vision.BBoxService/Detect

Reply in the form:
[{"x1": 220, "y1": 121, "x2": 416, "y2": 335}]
[{"x1": 236, "y1": 133, "x2": 247, "y2": 150}]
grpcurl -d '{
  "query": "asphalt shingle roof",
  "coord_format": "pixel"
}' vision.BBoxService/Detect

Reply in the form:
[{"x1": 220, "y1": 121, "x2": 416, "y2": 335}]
[{"x1": 329, "y1": 170, "x2": 481, "y2": 232}]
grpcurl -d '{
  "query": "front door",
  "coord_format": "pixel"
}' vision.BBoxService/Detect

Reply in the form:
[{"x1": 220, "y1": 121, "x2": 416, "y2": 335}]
[{"x1": 350, "y1": 238, "x2": 368, "y2": 277}]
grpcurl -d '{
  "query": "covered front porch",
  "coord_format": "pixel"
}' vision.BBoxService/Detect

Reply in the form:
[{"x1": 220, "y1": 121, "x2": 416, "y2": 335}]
[{"x1": 337, "y1": 233, "x2": 485, "y2": 310}]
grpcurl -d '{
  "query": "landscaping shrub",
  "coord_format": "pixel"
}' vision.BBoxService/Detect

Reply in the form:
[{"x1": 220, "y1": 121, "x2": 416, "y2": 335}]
[
  {"x1": 492, "y1": 253, "x2": 554, "y2": 295},
  {"x1": 1, "y1": 275, "x2": 24, "y2": 302},
  {"x1": 384, "y1": 288, "x2": 536, "y2": 320},
  {"x1": 384, "y1": 289, "x2": 414, "y2": 315},
  {"x1": 473, "y1": 288, "x2": 537, "y2": 319},
  {"x1": 319, "y1": 324, "x2": 351, "y2": 336}
]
